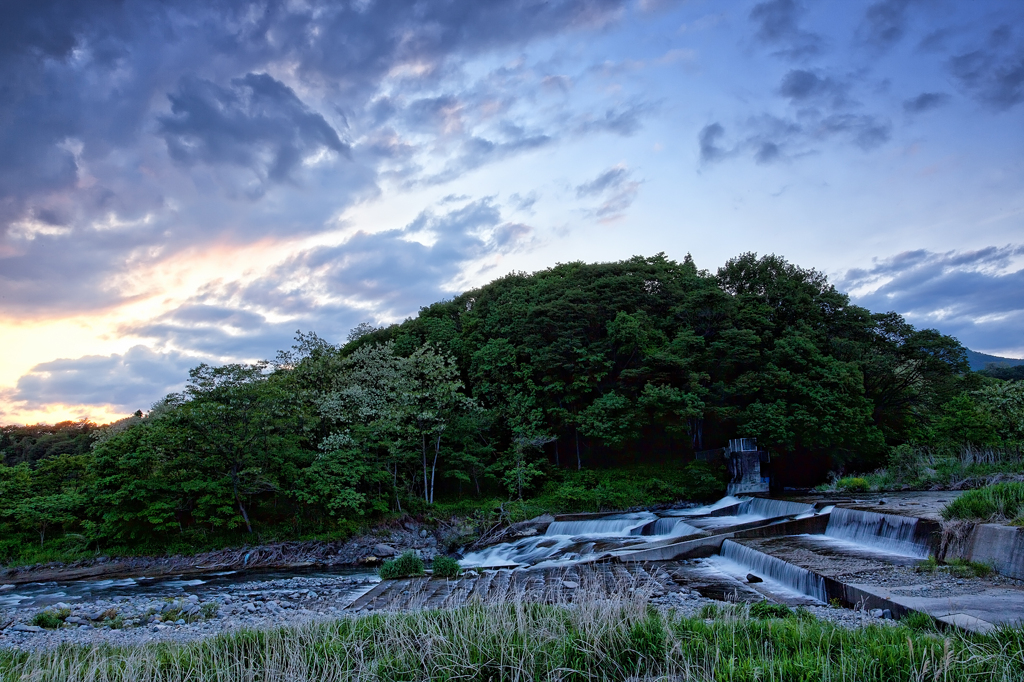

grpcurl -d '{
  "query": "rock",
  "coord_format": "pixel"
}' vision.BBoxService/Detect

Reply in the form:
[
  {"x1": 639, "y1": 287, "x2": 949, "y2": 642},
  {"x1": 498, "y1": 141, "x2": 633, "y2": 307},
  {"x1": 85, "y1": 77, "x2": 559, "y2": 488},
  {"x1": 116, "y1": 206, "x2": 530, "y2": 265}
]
[
  {"x1": 562, "y1": 580, "x2": 579, "y2": 589},
  {"x1": 52, "y1": 602, "x2": 71, "y2": 610},
  {"x1": 307, "y1": 591, "x2": 318, "y2": 599},
  {"x1": 374, "y1": 544, "x2": 399, "y2": 557},
  {"x1": 870, "y1": 608, "x2": 884, "y2": 618},
  {"x1": 245, "y1": 603, "x2": 257, "y2": 613},
  {"x1": 86, "y1": 609, "x2": 107, "y2": 621},
  {"x1": 419, "y1": 529, "x2": 429, "y2": 539},
  {"x1": 746, "y1": 574, "x2": 763, "y2": 584},
  {"x1": 882, "y1": 609, "x2": 892, "y2": 619},
  {"x1": 12, "y1": 623, "x2": 44, "y2": 633},
  {"x1": 65, "y1": 616, "x2": 88, "y2": 625}
]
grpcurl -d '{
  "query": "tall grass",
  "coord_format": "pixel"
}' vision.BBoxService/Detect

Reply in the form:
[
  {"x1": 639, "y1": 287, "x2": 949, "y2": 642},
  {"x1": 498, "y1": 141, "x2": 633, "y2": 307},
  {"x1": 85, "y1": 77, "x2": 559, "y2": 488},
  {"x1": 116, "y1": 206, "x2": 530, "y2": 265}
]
[
  {"x1": 942, "y1": 482, "x2": 1024, "y2": 524},
  {"x1": 2, "y1": 585, "x2": 1023, "y2": 681}
]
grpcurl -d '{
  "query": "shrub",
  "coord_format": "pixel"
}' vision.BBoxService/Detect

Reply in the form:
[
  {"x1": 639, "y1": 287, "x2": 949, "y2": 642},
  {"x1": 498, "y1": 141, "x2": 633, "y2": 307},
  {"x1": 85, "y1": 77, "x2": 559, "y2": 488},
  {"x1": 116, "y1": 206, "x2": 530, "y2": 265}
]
[
  {"x1": 836, "y1": 477, "x2": 870, "y2": 493},
  {"x1": 749, "y1": 601, "x2": 793, "y2": 619},
  {"x1": 431, "y1": 555, "x2": 461, "y2": 578},
  {"x1": 946, "y1": 558, "x2": 994, "y2": 578},
  {"x1": 31, "y1": 608, "x2": 70, "y2": 629},
  {"x1": 942, "y1": 482, "x2": 1024, "y2": 524},
  {"x1": 378, "y1": 551, "x2": 425, "y2": 580}
]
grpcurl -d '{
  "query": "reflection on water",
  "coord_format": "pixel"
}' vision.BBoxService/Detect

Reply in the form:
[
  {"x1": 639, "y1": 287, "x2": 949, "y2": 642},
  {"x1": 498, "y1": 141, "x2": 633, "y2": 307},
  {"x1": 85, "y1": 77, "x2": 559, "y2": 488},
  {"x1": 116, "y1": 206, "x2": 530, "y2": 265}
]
[{"x1": 0, "y1": 566, "x2": 377, "y2": 611}]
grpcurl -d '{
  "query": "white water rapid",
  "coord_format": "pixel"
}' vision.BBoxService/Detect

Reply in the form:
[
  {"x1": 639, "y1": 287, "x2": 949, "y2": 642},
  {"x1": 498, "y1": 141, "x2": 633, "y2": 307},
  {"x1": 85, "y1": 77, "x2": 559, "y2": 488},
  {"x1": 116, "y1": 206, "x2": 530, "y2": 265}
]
[
  {"x1": 824, "y1": 507, "x2": 932, "y2": 558},
  {"x1": 460, "y1": 512, "x2": 704, "y2": 569},
  {"x1": 715, "y1": 540, "x2": 827, "y2": 602}
]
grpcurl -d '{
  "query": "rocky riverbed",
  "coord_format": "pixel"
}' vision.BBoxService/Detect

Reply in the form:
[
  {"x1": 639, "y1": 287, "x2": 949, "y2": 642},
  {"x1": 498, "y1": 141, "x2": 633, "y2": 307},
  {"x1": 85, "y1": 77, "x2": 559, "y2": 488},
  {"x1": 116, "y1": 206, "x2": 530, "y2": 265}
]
[
  {"x1": 0, "y1": 562, "x2": 912, "y2": 651},
  {"x1": 0, "y1": 573, "x2": 379, "y2": 651}
]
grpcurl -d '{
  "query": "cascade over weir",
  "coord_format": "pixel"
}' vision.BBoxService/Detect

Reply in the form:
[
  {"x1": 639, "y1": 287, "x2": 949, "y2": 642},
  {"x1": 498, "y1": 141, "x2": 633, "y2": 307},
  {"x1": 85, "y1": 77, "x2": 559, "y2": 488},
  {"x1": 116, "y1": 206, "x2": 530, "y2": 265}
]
[{"x1": 354, "y1": 491, "x2": 1024, "y2": 633}]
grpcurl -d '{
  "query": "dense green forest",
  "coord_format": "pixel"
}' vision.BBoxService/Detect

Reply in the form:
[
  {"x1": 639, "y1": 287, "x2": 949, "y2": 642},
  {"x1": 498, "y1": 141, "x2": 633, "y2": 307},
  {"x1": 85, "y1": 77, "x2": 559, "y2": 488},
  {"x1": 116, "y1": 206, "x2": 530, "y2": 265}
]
[{"x1": 2, "y1": 253, "x2": 1022, "y2": 563}]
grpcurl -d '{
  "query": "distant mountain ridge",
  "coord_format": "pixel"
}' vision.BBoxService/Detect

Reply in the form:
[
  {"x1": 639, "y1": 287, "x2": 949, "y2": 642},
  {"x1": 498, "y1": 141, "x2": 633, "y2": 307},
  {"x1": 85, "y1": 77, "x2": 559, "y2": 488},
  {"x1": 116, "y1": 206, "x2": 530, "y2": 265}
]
[{"x1": 966, "y1": 348, "x2": 1024, "y2": 371}]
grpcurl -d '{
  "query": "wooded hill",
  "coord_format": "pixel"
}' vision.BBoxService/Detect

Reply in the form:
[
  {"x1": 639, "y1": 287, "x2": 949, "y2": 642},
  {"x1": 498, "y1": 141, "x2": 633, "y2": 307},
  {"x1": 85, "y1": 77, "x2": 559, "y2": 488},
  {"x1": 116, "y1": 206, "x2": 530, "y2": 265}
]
[{"x1": 4, "y1": 252, "x2": 1015, "y2": 560}]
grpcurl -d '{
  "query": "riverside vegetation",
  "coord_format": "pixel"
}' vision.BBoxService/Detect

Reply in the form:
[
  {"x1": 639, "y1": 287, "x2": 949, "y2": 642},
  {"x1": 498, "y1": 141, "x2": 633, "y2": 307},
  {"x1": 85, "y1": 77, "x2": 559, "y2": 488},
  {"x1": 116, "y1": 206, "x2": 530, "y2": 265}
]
[
  {"x1": 2, "y1": 588, "x2": 1023, "y2": 681},
  {"x1": 1, "y1": 252, "x2": 1019, "y2": 567}
]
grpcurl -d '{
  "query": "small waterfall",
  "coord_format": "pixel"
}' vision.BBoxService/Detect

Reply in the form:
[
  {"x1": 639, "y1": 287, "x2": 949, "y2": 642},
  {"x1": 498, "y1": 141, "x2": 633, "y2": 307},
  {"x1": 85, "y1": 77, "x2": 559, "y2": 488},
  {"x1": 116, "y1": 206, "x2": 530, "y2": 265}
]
[
  {"x1": 740, "y1": 498, "x2": 816, "y2": 519},
  {"x1": 825, "y1": 507, "x2": 931, "y2": 558},
  {"x1": 545, "y1": 514, "x2": 653, "y2": 537},
  {"x1": 651, "y1": 518, "x2": 702, "y2": 537},
  {"x1": 662, "y1": 495, "x2": 746, "y2": 516},
  {"x1": 719, "y1": 540, "x2": 826, "y2": 602}
]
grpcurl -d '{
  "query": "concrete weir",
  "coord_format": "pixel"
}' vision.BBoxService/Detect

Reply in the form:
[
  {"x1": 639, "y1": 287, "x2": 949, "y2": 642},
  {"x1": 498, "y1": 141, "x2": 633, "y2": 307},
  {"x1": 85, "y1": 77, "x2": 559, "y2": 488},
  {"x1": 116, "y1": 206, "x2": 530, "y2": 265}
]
[{"x1": 442, "y1": 493, "x2": 1024, "y2": 634}]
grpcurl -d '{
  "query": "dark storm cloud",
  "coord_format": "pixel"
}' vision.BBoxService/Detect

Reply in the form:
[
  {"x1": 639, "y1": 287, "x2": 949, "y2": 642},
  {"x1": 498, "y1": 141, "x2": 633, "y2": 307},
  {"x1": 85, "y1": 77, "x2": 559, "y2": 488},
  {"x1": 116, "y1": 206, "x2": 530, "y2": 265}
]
[
  {"x1": 749, "y1": 0, "x2": 823, "y2": 60},
  {"x1": 0, "y1": 0, "x2": 635, "y2": 318},
  {"x1": 948, "y1": 28, "x2": 1024, "y2": 110},
  {"x1": 840, "y1": 245, "x2": 1024, "y2": 353},
  {"x1": 903, "y1": 92, "x2": 950, "y2": 113},
  {"x1": 9, "y1": 346, "x2": 201, "y2": 412},
  {"x1": 159, "y1": 73, "x2": 348, "y2": 189}
]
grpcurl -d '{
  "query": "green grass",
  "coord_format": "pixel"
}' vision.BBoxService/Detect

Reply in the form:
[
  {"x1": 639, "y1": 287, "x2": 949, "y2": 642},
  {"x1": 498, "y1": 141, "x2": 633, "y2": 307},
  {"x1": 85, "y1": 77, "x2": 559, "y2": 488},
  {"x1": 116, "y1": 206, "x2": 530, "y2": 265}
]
[
  {"x1": 378, "y1": 551, "x2": 425, "y2": 579},
  {"x1": 942, "y1": 482, "x2": 1024, "y2": 524},
  {"x1": 430, "y1": 555, "x2": 461, "y2": 578},
  {"x1": 30, "y1": 608, "x2": 70, "y2": 630},
  {"x1": 1, "y1": 600, "x2": 1022, "y2": 681}
]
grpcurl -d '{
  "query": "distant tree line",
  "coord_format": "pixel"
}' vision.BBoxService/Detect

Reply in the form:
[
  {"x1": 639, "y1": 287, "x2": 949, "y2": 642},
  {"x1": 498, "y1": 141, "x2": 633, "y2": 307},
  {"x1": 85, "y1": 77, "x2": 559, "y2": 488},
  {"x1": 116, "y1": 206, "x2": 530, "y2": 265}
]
[{"x1": 2, "y1": 253, "x2": 1017, "y2": 559}]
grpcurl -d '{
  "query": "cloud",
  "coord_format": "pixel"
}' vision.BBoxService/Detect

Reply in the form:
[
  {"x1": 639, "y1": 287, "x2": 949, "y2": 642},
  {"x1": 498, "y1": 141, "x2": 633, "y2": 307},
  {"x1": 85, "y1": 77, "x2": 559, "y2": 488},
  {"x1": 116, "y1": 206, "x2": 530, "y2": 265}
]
[
  {"x1": 575, "y1": 165, "x2": 640, "y2": 221},
  {"x1": 903, "y1": 92, "x2": 951, "y2": 112},
  {"x1": 749, "y1": 0, "x2": 823, "y2": 60},
  {"x1": 778, "y1": 69, "x2": 849, "y2": 106},
  {"x1": 698, "y1": 123, "x2": 729, "y2": 164},
  {"x1": 159, "y1": 73, "x2": 348, "y2": 193},
  {"x1": 9, "y1": 346, "x2": 201, "y2": 412},
  {"x1": 840, "y1": 245, "x2": 1024, "y2": 356},
  {"x1": 858, "y1": 0, "x2": 918, "y2": 50},
  {"x1": 948, "y1": 30, "x2": 1024, "y2": 110},
  {"x1": 0, "y1": 0, "x2": 637, "y2": 319}
]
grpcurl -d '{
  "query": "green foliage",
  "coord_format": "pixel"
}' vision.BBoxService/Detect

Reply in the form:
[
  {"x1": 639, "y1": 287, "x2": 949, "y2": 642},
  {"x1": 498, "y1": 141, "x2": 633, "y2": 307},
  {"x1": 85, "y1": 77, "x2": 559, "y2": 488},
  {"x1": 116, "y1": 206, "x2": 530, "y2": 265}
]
[
  {"x1": 4, "y1": 602, "x2": 1024, "y2": 681},
  {"x1": 902, "y1": 611, "x2": 936, "y2": 631},
  {"x1": 430, "y1": 555, "x2": 461, "y2": 578},
  {"x1": 836, "y1": 476, "x2": 870, "y2": 492},
  {"x1": 31, "y1": 608, "x2": 70, "y2": 629},
  {"x1": 0, "y1": 254, "x2": 979, "y2": 561},
  {"x1": 946, "y1": 558, "x2": 994, "y2": 578},
  {"x1": 378, "y1": 551, "x2": 425, "y2": 579},
  {"x1": 942, "y1": 482, "x2": 1024, "y2": 524},
  {"x1": 749, "y1": 600, "x2": 793, "y2": 619}
]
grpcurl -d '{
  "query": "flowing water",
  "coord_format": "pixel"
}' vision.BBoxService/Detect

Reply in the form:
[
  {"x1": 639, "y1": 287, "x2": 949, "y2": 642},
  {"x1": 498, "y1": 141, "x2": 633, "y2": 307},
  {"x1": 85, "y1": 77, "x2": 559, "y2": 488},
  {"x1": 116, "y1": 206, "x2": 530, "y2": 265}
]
[
  {"x1": 459, "y1": 512, "x2": 707, "y2": 569},
  {"x1": 711, "y1": 540, "x2": 827, "y2": 602},
  {"x1": 0, "y1": 567, "x2": 377, "y2": 612},
  {"x1": 824, "y1": 507, "x2": 932, "y2": 558}
]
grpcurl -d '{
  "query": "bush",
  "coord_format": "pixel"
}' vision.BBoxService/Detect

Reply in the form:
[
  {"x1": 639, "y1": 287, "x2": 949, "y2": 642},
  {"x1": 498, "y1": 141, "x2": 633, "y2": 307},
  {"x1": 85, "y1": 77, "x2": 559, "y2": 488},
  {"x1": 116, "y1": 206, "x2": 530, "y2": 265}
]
[
  {"x1": 942, "y1": 482, "x2": 1024, "y2": 524},
  {"x1": 749, "y1": 601, "x2": 793, "y2": 619},
  {"x1": 31, "y1": 608, "x2": 70, "y2": 629},
  {"x1": 431, "y1": 555, "x2": 461, "y2": 578},
  {"x1": 836, "y1": 477, "x2": 870, "y2": 492},
  {"x1": 378, "y1": 551, "x2": 425, "y2": 579}
]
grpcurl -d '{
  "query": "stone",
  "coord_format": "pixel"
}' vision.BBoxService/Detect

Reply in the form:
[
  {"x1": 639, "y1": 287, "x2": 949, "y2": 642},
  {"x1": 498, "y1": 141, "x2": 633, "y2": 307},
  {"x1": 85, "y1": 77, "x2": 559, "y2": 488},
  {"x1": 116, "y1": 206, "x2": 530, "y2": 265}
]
[
  {"x1": 12, "y1": 624, "x2": 44, "y2": 633},
  {"x1": 86, "y1": 609, "x2": 107, "y2": 621},
  {"x1": 374, "y1": 544, "x2": 399, "y2": 557},
  {"x1": 746, "y1": 574, "x2": 763, "y2": 584},
  {"x1": 870, "y1": 609, "x2": 884, "y2": 618},
  {"x1": 419, "y1": 529, "x2": 429, "y2": 538},
  {"x1": 65, "y1": 616, "x2": 88, "y2": 625},
  {"x1": 562, "y1": 580, "x2": 579, "y2": 589},
  {"x1": 882, "y1": 609, "x2": 892, "y2": 619}
]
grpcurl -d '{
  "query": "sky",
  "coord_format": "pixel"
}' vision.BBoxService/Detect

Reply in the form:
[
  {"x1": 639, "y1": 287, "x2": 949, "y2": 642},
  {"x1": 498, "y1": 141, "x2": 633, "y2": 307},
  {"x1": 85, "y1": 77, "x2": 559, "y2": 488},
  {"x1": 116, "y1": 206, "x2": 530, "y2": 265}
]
[{"x1": 1, "y1": 0, "x2": 1023, "y2": 425}]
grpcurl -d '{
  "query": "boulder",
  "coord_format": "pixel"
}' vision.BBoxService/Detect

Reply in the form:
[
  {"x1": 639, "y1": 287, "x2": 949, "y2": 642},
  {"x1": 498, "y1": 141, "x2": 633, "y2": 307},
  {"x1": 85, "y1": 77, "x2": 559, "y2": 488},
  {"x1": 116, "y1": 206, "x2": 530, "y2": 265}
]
[
  {"x1": 562, "y1": 580, "x2": 579, "y2": 589},
  {"x1": 746, "y1": 574, "x2": 763, "y2": 583},
  {"x1": 374, "y1": 544, "x2": 399, "y2": 557},
  {"x1": 12, "y1": 623, "x2": 43, "y2": 633}
]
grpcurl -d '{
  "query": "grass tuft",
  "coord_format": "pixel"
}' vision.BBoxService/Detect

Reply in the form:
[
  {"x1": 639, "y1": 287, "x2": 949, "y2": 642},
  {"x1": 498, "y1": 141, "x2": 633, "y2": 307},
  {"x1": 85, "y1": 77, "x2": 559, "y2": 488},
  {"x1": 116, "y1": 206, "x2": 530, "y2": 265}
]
[
  {"x1": 942, "y1": 482, "x2": 1024, "y2": 524},
  {"x1": 378, "y1": 550, "x2": 425, "y2": 580},
  {"x1": 430, "y1": 555, "x2": 461, "y2": 578}
]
